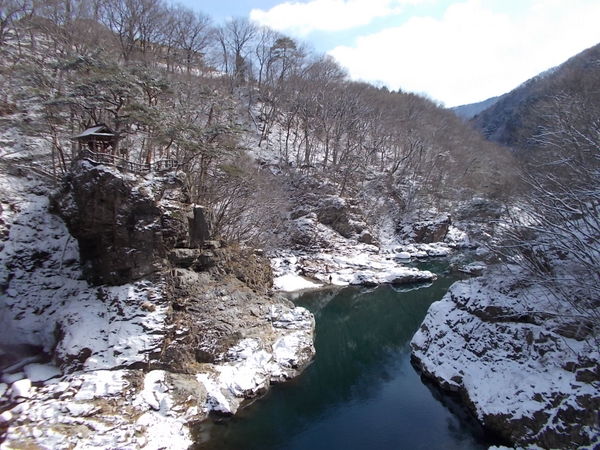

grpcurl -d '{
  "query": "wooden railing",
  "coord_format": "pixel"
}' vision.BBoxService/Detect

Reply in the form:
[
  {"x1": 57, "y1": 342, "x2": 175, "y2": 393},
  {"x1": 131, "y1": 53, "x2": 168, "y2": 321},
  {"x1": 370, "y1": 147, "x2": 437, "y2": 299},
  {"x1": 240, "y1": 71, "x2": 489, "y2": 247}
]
[{"x1": 78, "y1": 149, "x2": 181, "y2": 174}]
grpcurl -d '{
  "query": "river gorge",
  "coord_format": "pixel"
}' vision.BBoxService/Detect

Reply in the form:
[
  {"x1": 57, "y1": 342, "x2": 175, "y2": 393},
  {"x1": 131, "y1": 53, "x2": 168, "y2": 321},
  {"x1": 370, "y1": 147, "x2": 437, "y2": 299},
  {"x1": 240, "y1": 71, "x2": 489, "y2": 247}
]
[{"x1": 196, "y1": 263, "x2": 500, "y2": 449}]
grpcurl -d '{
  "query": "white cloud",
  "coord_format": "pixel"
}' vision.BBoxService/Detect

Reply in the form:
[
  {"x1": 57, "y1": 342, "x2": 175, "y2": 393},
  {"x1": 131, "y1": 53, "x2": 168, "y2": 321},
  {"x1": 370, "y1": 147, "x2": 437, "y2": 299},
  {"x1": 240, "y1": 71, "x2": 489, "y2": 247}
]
[
  {"x1": 329, "y1": 0, "x2": 600, "y2": 106},
  {"x1": 250, "y1": 0, "x2": 426, "y2": 35}
]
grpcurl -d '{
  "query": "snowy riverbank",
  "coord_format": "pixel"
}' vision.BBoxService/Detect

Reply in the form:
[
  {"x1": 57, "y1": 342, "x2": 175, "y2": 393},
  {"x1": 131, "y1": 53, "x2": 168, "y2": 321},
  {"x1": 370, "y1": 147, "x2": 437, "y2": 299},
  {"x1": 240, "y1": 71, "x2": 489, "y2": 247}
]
[
  {"x1": 271, "y1": 247, "x2": 438, "y2": 292},
  {"x1": 411, "y1": 268, "x2": 600, "y2": 448},
  {"x1": 268, "y1": 237, "x2": 470, "y2": 293}
]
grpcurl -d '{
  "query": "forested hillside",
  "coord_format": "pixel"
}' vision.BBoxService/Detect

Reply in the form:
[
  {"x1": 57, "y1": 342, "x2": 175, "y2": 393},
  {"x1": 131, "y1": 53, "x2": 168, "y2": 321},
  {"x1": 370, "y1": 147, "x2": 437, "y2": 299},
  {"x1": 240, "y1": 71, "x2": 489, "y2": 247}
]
[
  {"x1": 450, "y1": 95, "x2": 502, "y2": 120},
  {"x1": 0, "y1": 0, "x2": 515, "y2": 249},
  {"x1": 471, "y1": 42, "x2": 600, "y2": 152}
]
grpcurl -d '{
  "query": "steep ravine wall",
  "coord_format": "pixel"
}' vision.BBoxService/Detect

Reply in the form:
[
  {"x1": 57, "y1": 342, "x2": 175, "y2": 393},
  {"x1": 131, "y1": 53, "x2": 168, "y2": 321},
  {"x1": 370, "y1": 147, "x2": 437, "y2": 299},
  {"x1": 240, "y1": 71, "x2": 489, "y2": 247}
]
[
  {"x1": 0, "y1": 161, "x2": 315, "y2": 448},
  {"x1": 411, "y1": 272, "x2": 599, "y2": 448}
]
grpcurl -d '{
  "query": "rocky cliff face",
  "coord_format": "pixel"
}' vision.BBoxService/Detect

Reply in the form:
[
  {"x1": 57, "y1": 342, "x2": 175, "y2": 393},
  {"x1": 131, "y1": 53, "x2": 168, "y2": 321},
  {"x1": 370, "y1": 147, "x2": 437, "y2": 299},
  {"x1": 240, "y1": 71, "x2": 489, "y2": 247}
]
[
  {"x1": 411, "y1": 269, "x2": 599, "y2": 448},
  {"x1": 53, "y1": 160, "x2": 191, "y2": 285},
  {"x1": 1, "y1": 160, "x2": 315, "y2": 448},
  {"x1": 399, "y1": 214, "x2": 451, "y2": 244}
]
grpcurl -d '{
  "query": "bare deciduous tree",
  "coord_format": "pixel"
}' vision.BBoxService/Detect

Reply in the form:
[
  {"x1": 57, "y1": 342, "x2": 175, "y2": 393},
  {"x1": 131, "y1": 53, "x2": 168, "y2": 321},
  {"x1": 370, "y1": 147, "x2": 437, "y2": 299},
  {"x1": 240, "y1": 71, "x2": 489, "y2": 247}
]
[
  {"x1": 0, "y1": 0, "x2": 31, "y2": 45},
  {"x1": 214, "y1": 17, "x2": 257, "y2": 85},
  {"x1": 494, "y1": 85, "x2": 600, "y2": 340}
]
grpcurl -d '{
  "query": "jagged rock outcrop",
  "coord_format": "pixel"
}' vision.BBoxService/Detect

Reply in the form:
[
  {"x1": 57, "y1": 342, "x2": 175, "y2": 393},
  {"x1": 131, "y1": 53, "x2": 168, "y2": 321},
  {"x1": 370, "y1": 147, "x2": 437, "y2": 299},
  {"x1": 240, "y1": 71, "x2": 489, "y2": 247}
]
[
  {"x1": 399, "y1": 214, "x2": 451, "y2": 244},
  {"x1": 53, "y1": 160, "x2": 192, "y2": 285},
  {"x1": 161, "y1": 266, "x2": 282, "y2": 371},
  {"x1": 411, "y1": 271, "x2": 600, "y2": 448},
  {"x1": 455, "y1": 198, "x2": 503, "y2": 222},
  {"x1": 316, "y1": 196, "x2": 362, "y2": 238},
  {"x1": 284, "y1": 173, "x2": 375, "y2": 247},
  {"x1": 1, "y1": 163, "x2": 315, "y2": 448},
  {"x1": 189, "y1": 206, "x2": 211, "y2": 248},
  {"x1": 287, "y1": 199, "x2": 375, "y2": 250},
  {"x1": 213, "y1": 246, "x2": 274, "y2": 292}
]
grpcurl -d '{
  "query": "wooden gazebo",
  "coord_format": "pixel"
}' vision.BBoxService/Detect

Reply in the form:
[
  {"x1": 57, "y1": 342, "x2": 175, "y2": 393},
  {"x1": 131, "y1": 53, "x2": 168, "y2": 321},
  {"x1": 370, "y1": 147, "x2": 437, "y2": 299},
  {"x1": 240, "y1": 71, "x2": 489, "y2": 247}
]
[
  {"x1": 72, "y1": 123, "x2": 180, "y2": 174},
  {"x1": 73, "y1": 124, "x2": 119, "y2": 154}
]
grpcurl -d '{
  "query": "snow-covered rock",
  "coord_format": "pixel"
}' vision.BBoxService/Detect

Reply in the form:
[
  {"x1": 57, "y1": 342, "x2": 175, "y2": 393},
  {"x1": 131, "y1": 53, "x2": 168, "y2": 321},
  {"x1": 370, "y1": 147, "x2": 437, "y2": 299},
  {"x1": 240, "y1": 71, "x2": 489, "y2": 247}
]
[
  {"x1": 458, "y1": 261, "x2": 487, "y2": 276},
  {"x1": 445, "y1": 225, "x2": 472, "y2": 248},
  {"x1": 394, "y1": 242, "x2": 453, "y2": 258},
  {"x1": 395, "y1": 251, "x2": 411, "y2": 260},
  {"x1": 2, "y1": 368, "x2": 199, "y2": 449},
  {"x1": 9, "y1": 378, "x2": 32, "y2": 399},
  {"x1": 411, "y1": 270, "x2": 600, "y2": 448},
  {"x1": 23, "y1": 363, "x2": 61, "y2": 382},
  {"x1": 1, "y1": 372, "x2": 24, "y2": 384},
  {"x1": 271, "y1": 242, "x2": 437, "y2": 293},
  {"x1": 73, "y1": 370, "x2": 129, "y2": 401},
  {"x1": 196, "y1": 305, "x2": 315, "y2": 415}
]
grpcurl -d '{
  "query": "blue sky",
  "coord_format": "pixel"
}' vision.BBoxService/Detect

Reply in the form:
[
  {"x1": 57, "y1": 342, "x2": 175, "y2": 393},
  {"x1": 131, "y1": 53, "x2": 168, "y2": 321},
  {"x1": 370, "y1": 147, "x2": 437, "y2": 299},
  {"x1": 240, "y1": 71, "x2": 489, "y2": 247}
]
[
  {"x1": 177, "y1": 0, "x2": 455, "y2": 52},
  {"x1": 174, "y1": 1, "x2": 600, "y2": 107}
]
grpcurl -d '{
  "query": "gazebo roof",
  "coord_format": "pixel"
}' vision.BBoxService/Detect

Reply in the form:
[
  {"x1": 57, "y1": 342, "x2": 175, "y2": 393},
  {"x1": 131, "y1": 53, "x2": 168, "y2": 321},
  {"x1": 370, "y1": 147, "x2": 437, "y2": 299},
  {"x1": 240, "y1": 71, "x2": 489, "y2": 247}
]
[{"x1": 73, "y1": 124, "x2": 116, "y2": 140}]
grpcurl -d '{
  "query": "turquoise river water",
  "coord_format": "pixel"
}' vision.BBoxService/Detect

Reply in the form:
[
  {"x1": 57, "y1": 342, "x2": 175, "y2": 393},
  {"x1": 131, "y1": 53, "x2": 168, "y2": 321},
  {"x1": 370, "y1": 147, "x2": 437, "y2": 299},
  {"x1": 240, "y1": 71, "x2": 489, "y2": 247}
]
[{"x1": 194, "y1": 263, "x2": 498, "y2": 450}]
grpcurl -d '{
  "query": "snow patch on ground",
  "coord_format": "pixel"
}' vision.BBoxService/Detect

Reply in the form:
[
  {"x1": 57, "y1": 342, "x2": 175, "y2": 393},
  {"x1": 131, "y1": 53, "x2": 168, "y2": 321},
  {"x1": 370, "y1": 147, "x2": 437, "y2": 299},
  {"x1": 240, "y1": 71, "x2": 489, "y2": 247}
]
[{"x1": 273, "y1": 273, "x2": 323, "y2": 292}]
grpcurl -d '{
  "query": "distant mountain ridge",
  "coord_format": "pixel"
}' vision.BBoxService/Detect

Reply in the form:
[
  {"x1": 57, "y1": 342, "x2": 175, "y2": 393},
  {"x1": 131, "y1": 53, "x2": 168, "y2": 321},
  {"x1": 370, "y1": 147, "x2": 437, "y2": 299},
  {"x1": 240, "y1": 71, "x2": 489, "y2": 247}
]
[
  {"x1": 468, "y1": 43, "x2": 600, "y2": 148},
  {"x1": 450, "y1": 95, "x2": 503, "y2": 120}
]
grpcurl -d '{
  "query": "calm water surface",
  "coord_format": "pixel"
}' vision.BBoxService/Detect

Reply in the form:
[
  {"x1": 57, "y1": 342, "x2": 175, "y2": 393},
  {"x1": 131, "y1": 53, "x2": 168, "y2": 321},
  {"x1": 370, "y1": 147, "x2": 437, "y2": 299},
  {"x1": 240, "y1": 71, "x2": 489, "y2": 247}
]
[{"x1": 195, "y1": 264, "x2": 496, "y2": 450}]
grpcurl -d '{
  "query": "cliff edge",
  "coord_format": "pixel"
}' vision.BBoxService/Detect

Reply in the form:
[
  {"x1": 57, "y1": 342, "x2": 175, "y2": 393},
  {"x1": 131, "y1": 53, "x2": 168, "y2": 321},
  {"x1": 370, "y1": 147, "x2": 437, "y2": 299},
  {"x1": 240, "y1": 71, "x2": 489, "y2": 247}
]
[{"x1": 0, "y1": 159, "x2": 315, "y2": 448}]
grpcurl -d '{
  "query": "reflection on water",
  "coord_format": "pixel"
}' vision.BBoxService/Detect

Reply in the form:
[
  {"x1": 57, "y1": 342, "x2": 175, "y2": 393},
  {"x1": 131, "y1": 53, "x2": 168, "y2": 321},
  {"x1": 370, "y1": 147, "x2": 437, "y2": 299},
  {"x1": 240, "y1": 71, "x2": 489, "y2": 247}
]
[{"x1": 194, "y1": 271, "x2": 497, "y2": 450}]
